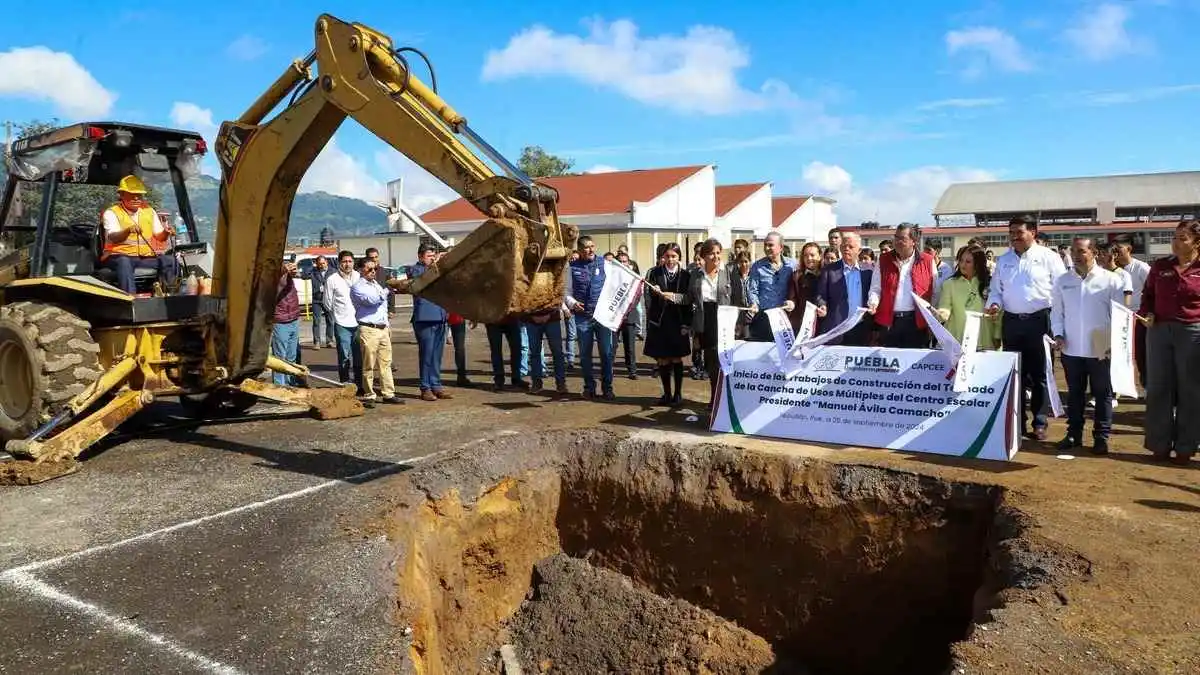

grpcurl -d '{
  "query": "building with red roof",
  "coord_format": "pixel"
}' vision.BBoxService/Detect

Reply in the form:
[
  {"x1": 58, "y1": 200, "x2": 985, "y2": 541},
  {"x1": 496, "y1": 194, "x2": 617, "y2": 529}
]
[{"x1": 422, "y1": 165, "x2": 717, "y2": 270}]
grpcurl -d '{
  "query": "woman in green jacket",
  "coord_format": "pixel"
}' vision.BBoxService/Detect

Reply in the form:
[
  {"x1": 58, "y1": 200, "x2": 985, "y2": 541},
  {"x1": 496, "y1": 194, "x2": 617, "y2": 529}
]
[{"x1": 936, "y1": 244, "x2": 1002, "y2": 349}]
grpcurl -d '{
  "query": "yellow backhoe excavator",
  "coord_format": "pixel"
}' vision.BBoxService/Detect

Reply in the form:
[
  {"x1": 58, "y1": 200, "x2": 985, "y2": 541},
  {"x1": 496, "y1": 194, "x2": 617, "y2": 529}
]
[{"x1": 0, "y1": 13, "x2": 577, "y2": 481}]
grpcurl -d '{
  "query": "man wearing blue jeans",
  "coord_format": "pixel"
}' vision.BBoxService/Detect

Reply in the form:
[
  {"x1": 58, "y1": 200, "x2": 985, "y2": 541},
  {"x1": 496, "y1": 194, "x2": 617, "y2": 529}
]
[
  {"x1": 409, "y1": 245, "x2": 453, "y2": 401},
  {"x1": 323, "y1": 251, "x2": 362, "y2": 392},
  {"x1": 271, "y1": 260, "x2": 303, "y2": 386},
  {"x1": 567, "y1": 236, "x2": 615, "y2": 399},
  {"x1": 523, "y1": 304, "x2": 568, "y2": 395}
]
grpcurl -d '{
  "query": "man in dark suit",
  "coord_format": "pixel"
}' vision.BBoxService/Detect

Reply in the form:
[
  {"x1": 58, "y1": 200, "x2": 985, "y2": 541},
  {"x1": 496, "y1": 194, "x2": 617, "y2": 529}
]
[{"x1": 814, "y1": 231, "x2": 873, "y2": 346}]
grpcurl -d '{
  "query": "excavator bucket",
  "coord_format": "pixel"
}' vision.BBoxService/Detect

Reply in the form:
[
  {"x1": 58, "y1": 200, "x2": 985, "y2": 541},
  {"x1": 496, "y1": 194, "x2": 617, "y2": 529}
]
[{"x1": 406, "y1": 216, "x2": 577, "y2": 324}]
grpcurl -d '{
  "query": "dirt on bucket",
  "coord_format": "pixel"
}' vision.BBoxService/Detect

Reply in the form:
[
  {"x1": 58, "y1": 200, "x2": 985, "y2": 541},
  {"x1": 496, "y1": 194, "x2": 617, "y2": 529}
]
[{"x1": 0, "y1": 457, "x2": 80, "y2": 485}]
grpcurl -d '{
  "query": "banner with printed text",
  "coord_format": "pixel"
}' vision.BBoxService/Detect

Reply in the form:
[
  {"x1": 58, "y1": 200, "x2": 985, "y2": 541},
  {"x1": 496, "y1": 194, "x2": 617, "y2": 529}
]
[{"x1": 710, "y1": 342, "x2": 1021, "y2": 461}]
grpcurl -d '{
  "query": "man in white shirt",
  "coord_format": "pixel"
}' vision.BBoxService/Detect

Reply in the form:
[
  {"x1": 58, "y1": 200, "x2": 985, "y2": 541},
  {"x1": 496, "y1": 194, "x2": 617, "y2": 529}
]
[
  {"x1": 985, "y1": 215, "x2": 1068, "y2": 441},
  {"x1": 322, "y1": 250, "x2": 362, "y2": 391},
  {"x1": 1050, "y1": 237, "x2": 1128, "y2": 455},
  {"x1": 350, "y1": 260, "x2": 402, "y2": 405},
  {"x1": 1112, "y1": 237, "x2": 1152, "y2": 391}
]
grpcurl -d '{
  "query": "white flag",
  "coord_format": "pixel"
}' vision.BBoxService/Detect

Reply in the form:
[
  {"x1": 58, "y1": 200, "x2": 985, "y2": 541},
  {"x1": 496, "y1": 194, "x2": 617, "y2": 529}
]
[
  {"x1": 716, "y1": 305, "x2": 741, "y2": 371},
  {"x1": 766, "y1": 307, "x2": 795, "y2": 355},
  {"x1": 593, "y1": 259, "x2": 644, "y2": 331},
  {"x1": 789, "y1": 307, "x2": 868, "y2": 360},
  {"x1": 952, "y1": 311, "x2": 983, "y2": 393},
  {"x1": 913, "y1": 292, "x2": 962, "y2": 368},
  {"x1": 796, "y1": 301, "x2": 819, "y2": 344},
  {"x1": 1110, "y1": 301, "x2": 1138, "y2": 398},
  {"x1": 1042, "y1": 335, "x2": 1064, "y2": 418}
]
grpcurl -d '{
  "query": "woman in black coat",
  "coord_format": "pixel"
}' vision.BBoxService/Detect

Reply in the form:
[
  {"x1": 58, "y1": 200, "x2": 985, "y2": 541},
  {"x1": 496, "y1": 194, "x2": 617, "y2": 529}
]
[
  {"x1": 689, "y1": 238, "x2": 734, "y2": 407},
  {"x1": 644, "y1": 242, "x2": 693, "y2": 405}
]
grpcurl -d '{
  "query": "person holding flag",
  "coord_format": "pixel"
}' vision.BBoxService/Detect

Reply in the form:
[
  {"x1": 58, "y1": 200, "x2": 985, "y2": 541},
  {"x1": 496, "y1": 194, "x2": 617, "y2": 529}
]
[{"x1": 567, "y1": 236, "x2": 616, "y2": 400}]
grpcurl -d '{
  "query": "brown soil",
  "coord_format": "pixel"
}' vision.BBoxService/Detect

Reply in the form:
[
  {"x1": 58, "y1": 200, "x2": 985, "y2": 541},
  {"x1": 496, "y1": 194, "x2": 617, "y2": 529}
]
[
  {"x1": 0, "y1": 457, "x2": 80, "y2": 485},
  {"x1": 307, "y1": 387, "x2": 365, "y2": 420},
  {"x1": 386, "y1": 430, "x2": 1092, "y2": 675},
  {"x1": 298, "y1": 336, "x2": 1200, "y2": 674},
  {"x1": 507, "y1": 553, "x2": 782, "y2": 674}
]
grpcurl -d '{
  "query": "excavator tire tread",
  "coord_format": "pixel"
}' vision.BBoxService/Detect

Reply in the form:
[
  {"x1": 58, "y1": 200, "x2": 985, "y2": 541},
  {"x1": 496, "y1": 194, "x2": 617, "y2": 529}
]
[{"x1": 0, "y1": 302, "x2": 101, "y2": 442}]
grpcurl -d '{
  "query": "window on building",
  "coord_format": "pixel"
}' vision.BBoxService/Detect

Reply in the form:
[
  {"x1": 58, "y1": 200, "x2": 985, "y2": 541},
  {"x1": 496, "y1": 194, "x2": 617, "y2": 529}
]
[{"x1": 1149, "y1": 230, "x2": 1174, "y2": 245}]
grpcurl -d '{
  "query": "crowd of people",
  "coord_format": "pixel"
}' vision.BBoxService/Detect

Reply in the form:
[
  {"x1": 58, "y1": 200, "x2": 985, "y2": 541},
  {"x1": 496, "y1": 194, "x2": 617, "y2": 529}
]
[{"x1": 275, "y1": 216, "x2": 1200, "y2": 467}]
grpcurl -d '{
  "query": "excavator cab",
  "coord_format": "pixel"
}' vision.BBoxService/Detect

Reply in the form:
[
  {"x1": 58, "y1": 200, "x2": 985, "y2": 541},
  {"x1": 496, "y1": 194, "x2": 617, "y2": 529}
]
[{"x1": 0, "y1": 122, "x2": 210, "y2": 302}]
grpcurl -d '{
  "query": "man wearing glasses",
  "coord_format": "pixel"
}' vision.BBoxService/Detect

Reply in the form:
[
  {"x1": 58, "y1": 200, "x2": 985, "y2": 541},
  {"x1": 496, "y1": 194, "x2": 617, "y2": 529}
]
[{"x1": 350, "y1": 259, "x2": 402, "y2": 405}]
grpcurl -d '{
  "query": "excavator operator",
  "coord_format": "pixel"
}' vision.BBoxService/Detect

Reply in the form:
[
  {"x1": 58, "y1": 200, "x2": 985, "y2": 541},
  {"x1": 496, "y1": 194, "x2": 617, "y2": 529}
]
[{"x1": 100, "y1": 174, "x2": 178, "y2": 293}]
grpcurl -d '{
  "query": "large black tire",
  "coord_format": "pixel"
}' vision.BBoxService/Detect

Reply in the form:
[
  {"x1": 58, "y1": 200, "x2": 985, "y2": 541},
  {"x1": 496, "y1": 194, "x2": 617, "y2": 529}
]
[{"x1": 0, "y1": 301, "x2": 102, "y2": 442}]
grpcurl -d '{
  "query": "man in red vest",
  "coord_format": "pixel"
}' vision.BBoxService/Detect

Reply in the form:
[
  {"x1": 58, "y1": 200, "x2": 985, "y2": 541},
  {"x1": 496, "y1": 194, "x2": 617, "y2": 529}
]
[{"x1": 867, "y1": 223, "x2": 937, "y2": 348}]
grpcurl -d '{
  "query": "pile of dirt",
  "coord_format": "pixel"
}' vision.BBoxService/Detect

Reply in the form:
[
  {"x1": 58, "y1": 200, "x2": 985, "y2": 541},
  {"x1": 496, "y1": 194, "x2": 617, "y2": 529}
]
[
  {"x1": 308, "y1": 387, "x2": 365, "y2": 420},
  {"x1": 0, "y1": 458, "x2": 80, "y2": 485},
  {"x1": 506, "y1": 553, "x2": 790, "y2": 674}
]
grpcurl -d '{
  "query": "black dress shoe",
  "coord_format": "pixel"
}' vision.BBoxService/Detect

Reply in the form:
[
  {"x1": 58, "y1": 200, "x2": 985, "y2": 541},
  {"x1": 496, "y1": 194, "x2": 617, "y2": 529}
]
[
  {"x1": 1056, "y1": 436, "x2": 1081, "y2": 451},
  {"x1": 1091, "y1": 439, "x2": 1109, "y2": 455},
  {"x1": 380, "y1": 396, "x2": 404, "y2": 404}
]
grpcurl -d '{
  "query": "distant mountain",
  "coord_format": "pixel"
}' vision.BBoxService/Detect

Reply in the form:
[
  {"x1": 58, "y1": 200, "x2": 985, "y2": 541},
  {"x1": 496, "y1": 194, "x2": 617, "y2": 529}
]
[
  {"x1": 186, "y1": 174, "x2": 388, "y2": 243},
  {"x1": 0, "y1": 168, "x2": 390, "y2": 243}
]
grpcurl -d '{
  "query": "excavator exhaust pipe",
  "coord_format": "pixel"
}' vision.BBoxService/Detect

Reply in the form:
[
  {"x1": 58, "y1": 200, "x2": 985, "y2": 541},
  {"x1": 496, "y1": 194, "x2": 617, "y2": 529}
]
[{"x1": 405, "y1": 217, "x2": 579, "y2": 324}]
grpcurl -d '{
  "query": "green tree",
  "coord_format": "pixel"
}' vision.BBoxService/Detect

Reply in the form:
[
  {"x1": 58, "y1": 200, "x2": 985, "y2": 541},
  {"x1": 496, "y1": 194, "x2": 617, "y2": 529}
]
[
  {"x1": 517, "y1": 145, "x2": 574, "y2": 178},
  {"x1": 3, "y1": 118, "x2": 164, "y2": 229}
]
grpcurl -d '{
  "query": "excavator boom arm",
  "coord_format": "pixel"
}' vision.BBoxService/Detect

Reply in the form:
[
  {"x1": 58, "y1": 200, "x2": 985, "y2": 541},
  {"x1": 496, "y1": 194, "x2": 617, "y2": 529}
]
[{"x1": 211, "y1": 14, "x2": 575, "y2": 380}]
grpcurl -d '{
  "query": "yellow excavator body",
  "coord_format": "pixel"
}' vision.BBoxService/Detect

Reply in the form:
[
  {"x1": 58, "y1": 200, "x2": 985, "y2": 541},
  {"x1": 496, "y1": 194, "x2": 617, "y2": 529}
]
[{"x1": 0, "y1": 13, "x2": 573, "y2": 479}]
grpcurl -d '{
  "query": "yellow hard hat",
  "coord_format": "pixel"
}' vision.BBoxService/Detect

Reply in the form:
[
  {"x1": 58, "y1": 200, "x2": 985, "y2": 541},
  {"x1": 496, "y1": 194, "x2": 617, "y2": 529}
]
[{"x1": 117, "y1": 175, "x2": 148, "y2": 194}]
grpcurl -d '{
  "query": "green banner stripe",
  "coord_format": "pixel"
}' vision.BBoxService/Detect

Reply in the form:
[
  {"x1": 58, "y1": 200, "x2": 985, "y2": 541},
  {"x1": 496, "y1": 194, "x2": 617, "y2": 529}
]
[
  {"x1": 961, "y1": 377, "x2": 1010, "y2": 458},
  {"x1": 724, "y1": 375, "x2": 744, "y2": 434}
]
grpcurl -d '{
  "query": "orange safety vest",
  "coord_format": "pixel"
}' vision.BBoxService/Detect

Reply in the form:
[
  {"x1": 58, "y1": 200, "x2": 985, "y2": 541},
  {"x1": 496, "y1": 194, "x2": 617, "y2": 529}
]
[{"x1": 101, "y1": 204, "x2": 160, "y2": 260}]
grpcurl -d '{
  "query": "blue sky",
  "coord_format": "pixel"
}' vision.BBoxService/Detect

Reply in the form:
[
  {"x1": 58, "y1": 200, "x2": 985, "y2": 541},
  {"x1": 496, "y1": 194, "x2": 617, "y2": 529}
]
[{"x1": 3, "y1": 0, "x2": 1200, "y2": 223}]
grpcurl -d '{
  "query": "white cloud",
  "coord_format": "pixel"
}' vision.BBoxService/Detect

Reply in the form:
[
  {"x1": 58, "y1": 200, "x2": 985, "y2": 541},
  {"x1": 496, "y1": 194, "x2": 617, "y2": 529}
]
[
  {"x1": 481, "y1": 18, "x2": 794, "y2": 114},
  {"x1": 915, "y1": 97, "x2": 1005, "y2": 111},
  {"x1": 226, "y1": 35, "x2": 268, "y2": 61},
  {"x1": 292, "y1": 138, "x2": 385, "y2": 201},
  {"x1": 584, "y1": 164, "x2": 620, "y2": 173},
  {"x1": 945, "y1": 27, "x2": 1034, "y2": 76},
  {"x1": 0, "y1": 46, "x2": 116, "y2": 117},
  {"x1": 169, "y1": 102, "x2": 221, "y2": 175},
  {"x1": 170, "y1": 102, "x2": 217, "y2": 139},
  {"x1": 372, "y1": 150, "x2": 458, "y2": 213},
  {"x1": 1064, "y1": 3, "x2": 1143, "y2": 60},
  {"x1": 1073, "y1": 83, "x2": 1200, "y2": 105},
  {"x1": 802, "y1": 161, "x2": 998, "y2": 225}
]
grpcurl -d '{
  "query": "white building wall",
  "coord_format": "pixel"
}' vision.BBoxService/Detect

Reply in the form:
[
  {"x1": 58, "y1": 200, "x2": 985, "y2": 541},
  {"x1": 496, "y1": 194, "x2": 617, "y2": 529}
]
[
  {"x1": 630, "y1": 165, "x2": 716, "y2": 232},
  {"x1": 715, "y1": 185, "x2": 773, "y2": 244},
  {"x1": 777, "y1": 199, "x2": 838, "y2": 243}
]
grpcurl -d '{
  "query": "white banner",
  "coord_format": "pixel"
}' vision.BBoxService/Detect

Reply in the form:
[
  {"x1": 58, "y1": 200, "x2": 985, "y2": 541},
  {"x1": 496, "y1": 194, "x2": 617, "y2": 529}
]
[
  {"x1": 789, "y1": 307, "x2": 868, "y2": 360},
  {"x1": 1042, "y1": 335, "x2": 1065, "y2": 418},
  {"x1": 1110, "y1": 301, "x2": 1138, "y2": 398},
  {"x1": 716, "y1": 305, "x2": 741, "y2": 372},
  {"x1": 593, "y1": 259, "x2": 643, "y2": 331},
  {"x1": 953, "y1": 311, "x2": 983, "y2": 393},
  {"x1": 710, "y1": 342, "x2": 1021, "y2": 461},
  {"x1": 766, "y1": 307, "x2": 796, "y2": 361},
  {"x1": 914, "y1": 293, "x2": 962, "y2": 368}
]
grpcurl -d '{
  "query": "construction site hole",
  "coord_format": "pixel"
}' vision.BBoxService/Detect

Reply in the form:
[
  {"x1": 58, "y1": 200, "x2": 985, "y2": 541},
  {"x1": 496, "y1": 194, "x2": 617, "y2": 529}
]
[{"x1": 396, "y1": 436, "x2": 1036, "y2": 675}]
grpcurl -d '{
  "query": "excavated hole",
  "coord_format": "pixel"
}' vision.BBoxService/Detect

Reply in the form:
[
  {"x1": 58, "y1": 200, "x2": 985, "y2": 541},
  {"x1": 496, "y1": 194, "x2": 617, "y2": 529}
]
[{"x1": 396, "y1": 437, "x2": 1042, "y2": 675}]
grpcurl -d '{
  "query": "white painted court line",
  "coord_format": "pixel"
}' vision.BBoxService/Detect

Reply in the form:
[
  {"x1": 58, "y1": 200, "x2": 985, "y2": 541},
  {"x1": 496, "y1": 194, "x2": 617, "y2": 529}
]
[
  {"x1": 2, "y1": 570, "x2": 247, "y2": 675},
  {"x1": 2, "y1": 447, "x2": 455, "y2": 577}
]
